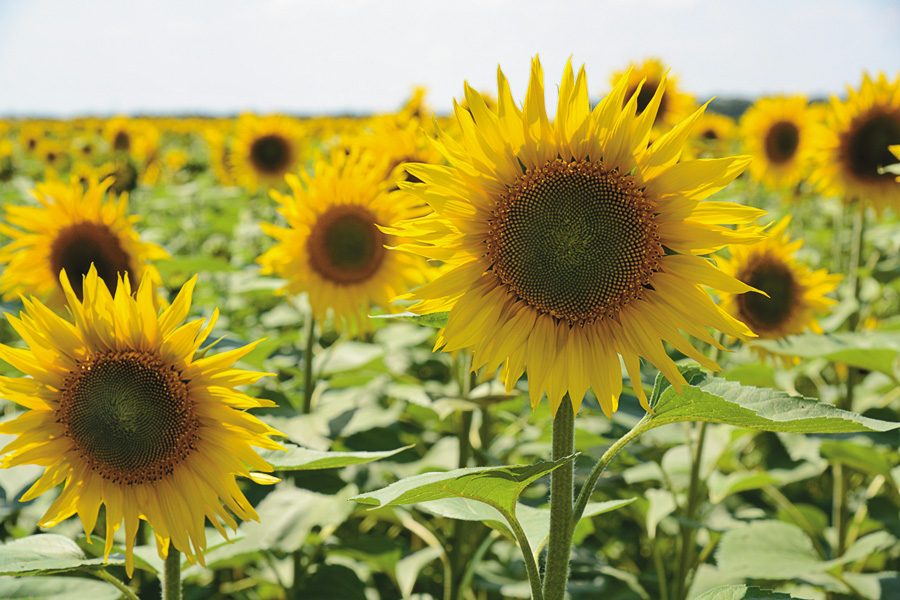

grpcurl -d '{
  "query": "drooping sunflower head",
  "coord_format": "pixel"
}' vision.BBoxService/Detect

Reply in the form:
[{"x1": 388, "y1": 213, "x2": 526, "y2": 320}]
[
  {"x1": 809, "y1": 71, "x2": 900, "y2": 214},
  {"x1": 0, "y1": 177, "x2": 169, "y2": 306},
  {"x1": 740, "y1": 95, "x2": 814, "y2": 191},
  {"x1": 258, "y1": 149, "x2": 432, "y2": 333},
  {"x1": 610, "y1": 57, "x2": 696, "y2": 131},
  {"x1": 0, "y1": 267, "x2": 283, "y2": 576},
  {"x1": 390, "y1": 56, "x2": 766, "y2": 418},
  {"x1": 231, "y1": 115, "x2": 305, "y2": 192},
  {"x1": 719, "y1": 216, "x2": 842, "y2": 345}
]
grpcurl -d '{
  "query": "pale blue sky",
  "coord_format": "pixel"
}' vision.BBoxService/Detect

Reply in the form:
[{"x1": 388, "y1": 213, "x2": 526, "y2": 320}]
[{"x1": 0, "y1": 0, "x2": 898, "y2": 117}]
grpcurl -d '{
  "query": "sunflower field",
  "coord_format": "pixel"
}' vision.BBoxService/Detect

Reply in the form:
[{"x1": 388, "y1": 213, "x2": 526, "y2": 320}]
[{"x1": 0, "y1": 56, "x2": 899, "y2": 600}]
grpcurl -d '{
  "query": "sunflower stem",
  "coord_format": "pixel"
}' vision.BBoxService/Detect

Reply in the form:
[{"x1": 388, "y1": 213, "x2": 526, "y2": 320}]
[
  {"x1": 95, "y1": 569, "x2": 140, "y2": 600},
  {"x1": 302, "y1": 316, "x2": 316, "y2": 414},
  {"x1": 834, "y1": 203, "x2": 866, "y2": 559},
  {"x1": 673, "y1": 421, "x2": 708, "y2": 600},
  {"x1": 572, "y1": 412, "x2": 652, "y2": 527},
  {"x1": 163, "y1": 548, "x2": 181, "y2": 600},
  {"x1": 449, "y1": 364, "x2": 476, "y2": 600},
  {"x1": 506, "y1": 507, "x2": 545, "y2": 600},
  {"x1": 542, "y1": 394, "x2": 575, "y2": 600}
]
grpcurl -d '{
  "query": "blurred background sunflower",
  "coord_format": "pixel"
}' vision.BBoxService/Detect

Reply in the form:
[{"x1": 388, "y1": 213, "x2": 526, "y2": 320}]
[
  {"x1": 740, "y1": 95, "x2": 814, "y2": 191},
  {"x1": 0, "y1": 178, "x2": 168, "y2": 305},
  {"x1": 809, "y1": 71, "x2": 900, "y2": 214}
]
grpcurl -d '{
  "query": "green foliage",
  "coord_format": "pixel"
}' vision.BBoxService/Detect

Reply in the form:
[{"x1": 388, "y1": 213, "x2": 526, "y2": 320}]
[
  {"x1": 646, "y1": 367, "x2": 900, "y2": 433},
  {"x1": 693, "y1": 584, "x2": 810, "y2": 599},
  {"x1": 0, "y1": 535, "x2": 119, "y2": 576},
  {"x1": 351, "y1": 457, "x2": 575, "y2": 514}
]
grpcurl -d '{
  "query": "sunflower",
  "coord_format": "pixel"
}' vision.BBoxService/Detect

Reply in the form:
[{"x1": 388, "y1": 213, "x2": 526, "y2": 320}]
[
  {"x1": 389, "y1": 57, "x2": 765, "y2": 418},
  {"x1": 693, "y1": 112, "x2": 736, "y2": 152},
  {"x1": 231, "y1": 115, "x2": 305, "y2": 192},
  {"x1": 610, "y1": 58, "x2": 696, "y2": 132},
  {"x1": 0, "y1": 267, "x2": 282, "y2": 576},
  {"x1": 0, "y1": 178, "x2": 168, "y2": 306},
  {"x1": 740, "y1": 96, "x2": 813, "y2": 191},
  {"x1": 719, "y1": 216, "x2": 842, "y2": 344},
  {"x1": 258, "y1": 149, "x2": 431, "y2": 332},
  {"x1": 204, "y1": 127, "x2": 236, "y2": 186},
  {"x1": 809, "y1": 71, "x2": 900, "y2": 214},
  {"x1": 0, "y1": 139, "x2": 14, "y2": 182},
  {"x1": 355, "y1": 116, "x2": 444, "y2": 185},
  {"x1": 886, "y1": 144, "x2": 900, "y2": 180}
]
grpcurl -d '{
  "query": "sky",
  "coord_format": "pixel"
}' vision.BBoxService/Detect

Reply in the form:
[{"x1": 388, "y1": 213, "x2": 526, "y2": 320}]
[{"x1": 0, "y1": 0, "x2": 898, "y2": 118}]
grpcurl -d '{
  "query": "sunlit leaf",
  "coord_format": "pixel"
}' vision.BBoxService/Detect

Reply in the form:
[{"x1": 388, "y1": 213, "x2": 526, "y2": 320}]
[
  {"x1": 260, "y1": 443, "x2": 412, "y2": 471},
  {"x1": 0, "y1": 535, "x2": 120, "y2": 576},
  {"x1": 647, "y1": 368, "x2": 900, "y2": 433}
]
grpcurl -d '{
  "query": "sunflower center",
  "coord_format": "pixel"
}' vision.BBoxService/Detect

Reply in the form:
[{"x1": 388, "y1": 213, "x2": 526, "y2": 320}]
[
  {"x1": 50, "y1": 222, "x2": 134, "y2": 301},
  {"x1": 843, "y1": 111, "x2": 900, "y2": 180},
  {"x1": 736, "y1": 256, "x2": 798, "y2": 332},
  {"x1": 764, "y1": 120, "x2": 800, "y2": 164},
  {"x1": 108, "y1": 160, "x2": 138, "y2": 194},
  {"x1": 249, "y1": 134, "x2": 292, "y2": 174},
  {"x1": 113, "y1": 131, "x2": 130, "y2": 152},
  {"x1": 306, "y1": 205, "x2": 386, "y2": 285},
  {"x1": 488, "y1": 158, "x2": 662, "y2": 324},
  {"x1": 58, "y1": 351, "x2": 198, "y2": 485}
]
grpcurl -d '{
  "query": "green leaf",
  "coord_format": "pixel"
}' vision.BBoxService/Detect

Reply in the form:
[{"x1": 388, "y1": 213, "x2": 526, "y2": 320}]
[
  {"x1": 370, "y1": 311, "x2": 450, "y2": 328},
  {"x1": 196, "y1": 486, "x2": 358, "y2": 568},
  {"x1": 721, "y1": 362, "x2": 777, "y2": 389},
  {"x1": 716, "y1": 521, "x2": 823, "y2": 579},
  {"x1": 259, "y1": 443, "x2": 412, "y2": 470},
  {"x1": 0, "y1": 576, "x2": 124, "y2": 600},
  {"x1": 0, "y1": 535, "x2": 120, "y2": 576},
  {"x1": 76, "y1": 537, "x2": 158, "y2": 575},
  {"x1": 819, "y1": 440, "x2": 896, "y2": 479},
  {"x1": 293, "y1": 564, "x2": 367, "y2": 600},
  {"x1": 396, "y1": 547, "x2": 443, "y2": 598},
  {"x1": 692, "y1": 584, "x2": 810, "y2": 599},
  {"x1": 707, "y1": 471, "x2": 779, "y2": 504},
  {"x1": 647, "y1": 370, "x2": 900, "y2": 434},
  {"x1": 350, "y1": 456, "x2": 576, "y2": 516},
  {"x1": 751, "y1": 332, "x2": 900, "y2": 377},
  {"x1": 420, "y1": 496, "x2": 635, "y2": 554},
  {"x1": 716, "y1": 521, "x2": 894, "y2": 581}
]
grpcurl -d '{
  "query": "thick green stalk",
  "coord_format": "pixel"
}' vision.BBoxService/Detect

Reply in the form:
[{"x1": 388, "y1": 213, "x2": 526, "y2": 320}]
[
  {"x1": 302, "y1": 317, "x2": 316, "y2": 414},
  {"x1": 542, "y1": 395, "x2": 576, "y2": 600},
  {"x1": 163, "y1": 549, "x2": 181, "y2": 600}
]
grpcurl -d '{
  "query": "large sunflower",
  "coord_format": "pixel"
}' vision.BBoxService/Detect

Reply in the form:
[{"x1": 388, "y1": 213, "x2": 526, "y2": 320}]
[
  {"x1": 0, "y1": 178, "x2": 168, "y2": 306},
  {"x1": 231, "y1": 115, "x2": 305, "y2": 192},
  {"x1": 719, "y1": 216, "x2": 842, "y2": 341},
  {"x1": 258, "y1": 149, "x2": 431, "y2": 332},
  {"x1": 0, "y1": 267, "x2": 283, "y2": 575},
  {"x1": 809, "y1": 71, "x2": 900, "y2": 214},
  {"x1": 390, "y1": 57, "x2": 765, "y2": 418},
  {"x1": 740, "y1": 96, "x2": 814, "y2": 190},
  {"x1": 610, "y1": 58, "x2": 696, "y2": 132}
]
